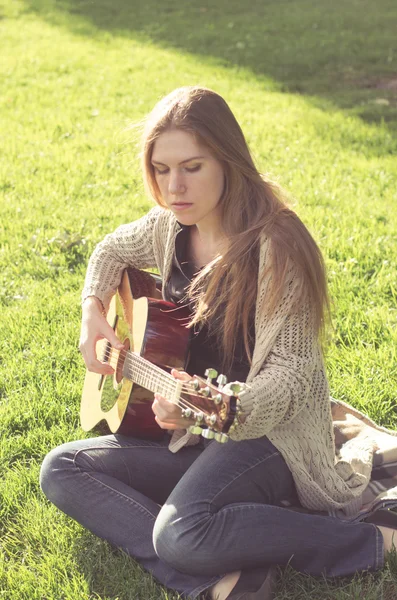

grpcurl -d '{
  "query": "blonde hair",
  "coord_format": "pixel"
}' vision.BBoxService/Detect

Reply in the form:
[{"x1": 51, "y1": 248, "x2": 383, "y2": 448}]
[{"x1": 141, "y1": 86, "x2": 329, "y2": 370}]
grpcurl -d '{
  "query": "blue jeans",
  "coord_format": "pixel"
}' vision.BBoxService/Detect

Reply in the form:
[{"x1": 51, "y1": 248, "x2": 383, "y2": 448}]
[{"x1": 40, "y1": 434, "x2": 383, "y2": 599}]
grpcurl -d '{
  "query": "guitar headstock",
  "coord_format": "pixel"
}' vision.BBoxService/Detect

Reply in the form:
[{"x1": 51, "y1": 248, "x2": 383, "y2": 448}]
[{"x1": 179, "y1": 368, "x2": 243, "y2": 443}]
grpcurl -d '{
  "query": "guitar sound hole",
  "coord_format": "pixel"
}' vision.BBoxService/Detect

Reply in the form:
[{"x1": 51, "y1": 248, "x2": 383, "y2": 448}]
[{"x1": 100, "y1": 378, "x2": 119, "y2": 413}]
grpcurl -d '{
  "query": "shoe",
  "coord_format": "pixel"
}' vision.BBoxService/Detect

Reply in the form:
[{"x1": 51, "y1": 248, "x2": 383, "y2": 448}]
[
  {"x1": 226, "y1": 566, "x2": 277, "y2": 600},
  {"x1": 365, "y1": 509, "x2": 397, "y2": 528}
]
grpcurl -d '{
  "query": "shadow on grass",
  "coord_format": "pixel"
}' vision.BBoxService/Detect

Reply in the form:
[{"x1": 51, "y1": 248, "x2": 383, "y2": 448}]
[
  {"x1": 20, "y1": 0, "x2": 397, "y2": 133},
  {"x1": 74, "y1": 532, "x2": 179, "y2": 600},
  {"x1": 72, "y1": 531, "x2": 397, "y2": 600}
]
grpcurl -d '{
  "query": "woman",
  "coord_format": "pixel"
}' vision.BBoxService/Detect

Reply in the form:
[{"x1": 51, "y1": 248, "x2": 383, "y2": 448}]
[{"x1": 40, "y1": 87, "x2": 397, "y2": 600}]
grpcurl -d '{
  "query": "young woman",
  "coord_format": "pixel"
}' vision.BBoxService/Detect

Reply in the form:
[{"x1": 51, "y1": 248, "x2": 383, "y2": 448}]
[{"x1": 40, "y1": 87, "x2": 397, "y2": 600}]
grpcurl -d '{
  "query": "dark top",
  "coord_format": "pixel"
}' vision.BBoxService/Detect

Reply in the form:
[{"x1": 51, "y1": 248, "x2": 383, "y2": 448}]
[{"x1": 163, "y1": 225, "x2": 254, "y2": 382}]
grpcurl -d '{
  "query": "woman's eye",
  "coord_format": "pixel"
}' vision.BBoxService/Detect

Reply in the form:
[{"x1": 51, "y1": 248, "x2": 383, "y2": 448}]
[{"x1": 153, "y1": 165, "x2": 201, "y2": 175}]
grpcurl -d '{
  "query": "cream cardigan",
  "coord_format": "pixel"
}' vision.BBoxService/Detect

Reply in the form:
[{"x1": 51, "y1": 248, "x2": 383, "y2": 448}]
[{"x1": 82, "y1": 206, "x2": 376, "y2": 515}]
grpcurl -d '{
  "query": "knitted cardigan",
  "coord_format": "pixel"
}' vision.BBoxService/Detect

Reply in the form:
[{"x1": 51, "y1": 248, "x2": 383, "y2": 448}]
[{"x1": 82, "y1": 206, "x2": 376, "y2": 515}]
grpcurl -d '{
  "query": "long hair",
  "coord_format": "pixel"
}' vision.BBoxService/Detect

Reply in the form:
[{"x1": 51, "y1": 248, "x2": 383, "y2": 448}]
[{"x1": 141, "y1": 86, "x2": 330, "y2": 370}]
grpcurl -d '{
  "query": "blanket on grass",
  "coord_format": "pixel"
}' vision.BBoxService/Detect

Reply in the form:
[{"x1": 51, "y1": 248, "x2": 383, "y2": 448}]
[{"x1": 283, "y1": 397, "x2": 397, "y2": 522}]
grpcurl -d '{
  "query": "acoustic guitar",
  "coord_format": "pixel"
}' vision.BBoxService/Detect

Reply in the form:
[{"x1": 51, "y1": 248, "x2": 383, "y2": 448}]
[{"x1": 80, "y1": 269, "x2": 240, "y2": 443}]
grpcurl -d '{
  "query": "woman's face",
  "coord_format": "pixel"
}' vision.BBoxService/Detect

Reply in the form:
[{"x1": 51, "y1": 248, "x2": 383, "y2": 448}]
[{"x1": 150, "y1": 129, "x2": 225, "y2": 229}]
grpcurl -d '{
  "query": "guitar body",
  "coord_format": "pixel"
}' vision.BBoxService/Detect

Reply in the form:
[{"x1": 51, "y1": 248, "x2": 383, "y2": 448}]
[{"x1": 81, "y1": 271, "x2": 191, "y2": 439}]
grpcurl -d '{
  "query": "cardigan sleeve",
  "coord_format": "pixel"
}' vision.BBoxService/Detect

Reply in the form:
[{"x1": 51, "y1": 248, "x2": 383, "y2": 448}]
[
  {"x1": 229, "y1": 302, "x2": 319, "y2": 441},
  {"x1": 82, "y1": 206, "x2": 163, "y2": 310}
]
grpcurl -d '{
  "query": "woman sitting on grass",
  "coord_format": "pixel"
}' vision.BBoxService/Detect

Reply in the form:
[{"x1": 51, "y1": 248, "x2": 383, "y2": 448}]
[{"x1": 40, "y1": 86, "x2": 397, "y2": 600}]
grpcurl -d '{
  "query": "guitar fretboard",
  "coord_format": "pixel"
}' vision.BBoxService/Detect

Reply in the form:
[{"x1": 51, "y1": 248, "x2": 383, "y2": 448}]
[{"x1": 123, "y1": 350, "x2": 182, "y2": 403}]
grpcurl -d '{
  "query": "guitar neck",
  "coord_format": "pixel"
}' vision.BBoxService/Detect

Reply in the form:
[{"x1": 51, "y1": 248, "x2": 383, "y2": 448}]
[{"x1": 123, "y1": 350, "x2": 181, "y2": 403}]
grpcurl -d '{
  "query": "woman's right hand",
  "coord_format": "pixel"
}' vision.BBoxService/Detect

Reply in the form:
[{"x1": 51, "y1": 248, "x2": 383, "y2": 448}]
[{"x1": 79, "y1": 296, "x2": 124, "y2": 375}]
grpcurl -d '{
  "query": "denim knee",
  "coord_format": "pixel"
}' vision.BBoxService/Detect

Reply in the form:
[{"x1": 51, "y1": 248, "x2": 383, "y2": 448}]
[
  {"x1": 153, "y1": 502, "x2": 214, "y2": 574},
  {"x1": 39, "y1": 444, "x2": 71, "y2": 507}
]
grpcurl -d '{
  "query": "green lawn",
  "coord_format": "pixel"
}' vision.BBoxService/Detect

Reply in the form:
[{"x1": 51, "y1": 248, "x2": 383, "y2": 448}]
[{"x1": 0, "y1": 0, "x2": 396, "y2": 598}]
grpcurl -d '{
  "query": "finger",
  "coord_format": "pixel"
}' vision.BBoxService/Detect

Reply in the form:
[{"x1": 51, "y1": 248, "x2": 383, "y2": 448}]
[
  {"x1": 154, "y1": 416, "x2": 179, "y2": 430},
  {"x1": 155, "y1": 415, "x2": 195, "y2": 430},
  {"x1": 171, "y1": 369, "x2": 192, "y2": 382},
  {"x1": 80, "y1": 338, "x2": 115, "y2": 375},
  {"x1": 153, "y1": 393, "x2": 167, "y2": 405},
  {"x1": 102, "y1": 321, "x2": 124, "y2": 350},
  {"x1": 85, "y1": 356, "x2": 115, "y2": 375},
  {"x1": 152, "y1": 395, "x2": 170, "y2": 416},
  {"x1": 153, "y1": 396, "x2": 182, "y2": 423},
  {"x1": 152, "y1": 397, "x2": 166, "y2": 419},
  {"x1": 154, "y1": 394, "x2": 181, "y2": 412}
]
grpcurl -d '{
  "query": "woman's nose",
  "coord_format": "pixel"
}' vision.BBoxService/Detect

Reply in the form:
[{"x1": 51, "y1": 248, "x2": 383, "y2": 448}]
[{"x1": 168, "y1": 171, "x2": 186, "y2": 195}]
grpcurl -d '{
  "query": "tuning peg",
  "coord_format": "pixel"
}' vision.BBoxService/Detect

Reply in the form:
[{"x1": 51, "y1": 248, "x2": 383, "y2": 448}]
[
  {"x1": 194, "y1": 411, "x2": 204, "y2": 422},
  {"x1": 192, "y1": 379, "x2": 200, "y2": 391},
  {"x1": 216, "y1": 374, "x2": 227, "y2": 389},
  {"x1": 207, "y1": 414, "x2": 217, "y2": 426},
  {"x1": 229, "y1": 383, "x2": 242, "y2": 395},
  {"x1": 189, "y1": 425, "x2": 204, "y2": 435},
  {"x1": 205, "y1": 368, "x2": 218, "y2": 383},
  {"x1": 182, "y1": 408, "x2": 193, "y2": 418},
  {"x1": 213, "y1": 393, "x2": 223, "y2": 405},
  {"x1": 201, "y1": 428, "x2": 215, "y2": 439},
  {"x1": 214, "y1": 432, "x2": 229, "y2": 444},
  {"x1": 201, "y1": 386, "x2": 211, "y2": 397}
]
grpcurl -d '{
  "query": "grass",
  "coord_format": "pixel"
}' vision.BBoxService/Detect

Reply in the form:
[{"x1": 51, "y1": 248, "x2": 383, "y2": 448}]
[{"x1": 0, "y1": 0, "x2": 396, "y2": 598}]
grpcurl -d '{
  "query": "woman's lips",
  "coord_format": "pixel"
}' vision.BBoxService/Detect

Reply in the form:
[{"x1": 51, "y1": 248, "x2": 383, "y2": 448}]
[{"x1": 171, "y1": 203, "x2": 193, "y2": 211}]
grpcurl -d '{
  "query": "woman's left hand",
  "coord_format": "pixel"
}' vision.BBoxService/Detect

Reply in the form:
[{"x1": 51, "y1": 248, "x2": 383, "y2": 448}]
[{"x1": 152, "y1": 369, "x2": 197, "y2": 430}]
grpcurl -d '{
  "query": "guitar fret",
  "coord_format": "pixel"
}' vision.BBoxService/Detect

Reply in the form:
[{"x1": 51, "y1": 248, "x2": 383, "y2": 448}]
[{"x1": 124, "y1": 352, "x2": 179, "y2": 402}]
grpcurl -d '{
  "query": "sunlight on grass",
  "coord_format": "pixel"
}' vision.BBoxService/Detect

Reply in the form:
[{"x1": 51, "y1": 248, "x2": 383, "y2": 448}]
[{"x1": 0, "y1": 1, "x2": 396, "y2": 598}]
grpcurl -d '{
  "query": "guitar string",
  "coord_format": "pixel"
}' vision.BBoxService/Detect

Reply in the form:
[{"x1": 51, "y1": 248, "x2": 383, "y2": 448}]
[
  {"x1": 98, "y1": 353, "x2": 223, "y2": 421},
  {"x1": 101, "y1": 353, "x2": 210, "y2": 408},
  {"x1": 104, "y1": 352, "x2": 187, "y2": 399},
  {"x1": 102, "y1": 346, "x2": 180, "y2": 383},
  {"x1": 98, "y1": 356, "x2": 222, "y2": 424},
  {"x1": 101, "y1": 346, "x2": 203, "y2": 396},
  {"x1": 101, "y1": 348, "x2": 223, "y2": 414},
  {"x1": 96, "y1": 341, "x2": 227, "y2": 420}
]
